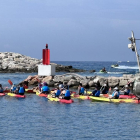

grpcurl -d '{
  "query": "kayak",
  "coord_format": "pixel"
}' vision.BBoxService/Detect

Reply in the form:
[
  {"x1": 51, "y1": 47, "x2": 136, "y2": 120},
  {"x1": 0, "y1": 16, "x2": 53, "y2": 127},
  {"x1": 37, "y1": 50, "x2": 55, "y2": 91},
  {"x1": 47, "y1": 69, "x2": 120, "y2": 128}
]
[
  {"x1": 0, "y1": 93, "x2": 6, "y2": 96},
  {"x1": 48, "y1": 97, "x2": 74, "y2": 104},
  {"x1": 90, "y1": 96, "x2": 140, "y2": 103},
  {"x1": 25, "y1": 89, "x2": 36, "y2": 93},
  {"x1": 71, "y1": 94, "x2": 90, "y2": 100},
  {"x1": 3, "y1": 90, "x2": 10, "y2": 93},
  {"x1": 86, "y1": 91, "x2": 109, "y2": 97},
  {"x1": 7, "y1": 93, "x2": 26, "y2": 98},
  {"x1": 119, "y1": 94, "x2": 136, "y2": 99},
  {"x1": 36, "y1": 92, "x2": 48, "y2": 97}
]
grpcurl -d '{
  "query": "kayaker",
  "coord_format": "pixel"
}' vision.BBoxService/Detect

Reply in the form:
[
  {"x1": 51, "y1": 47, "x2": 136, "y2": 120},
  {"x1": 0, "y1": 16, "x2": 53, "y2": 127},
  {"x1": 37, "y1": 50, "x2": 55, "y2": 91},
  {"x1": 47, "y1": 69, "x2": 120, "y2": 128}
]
[
  {"x1": 0, "y1": 84, "x2": 4, "y2": 93},
  {"x1": 53, "y1": 86, "x2": 61, "y2": 98},
  {"x1": 61, "y1": 87, "x2": 71, "y2": 100},
  {"x1": 121, "y1": 85, "x2": 130, "y2": 95},
  {"x1": 18, "y1": 84, "x2": 25, "y2": 95},
  {"x1": 23, "y1": 81, "x2": 28, "y2": 89},
  {"x1": 92, "y1": 86, "x2": 100, "y2": 97},
  {"x1": 78, "y1": 83, "x2": 85, "y2": 95},
  {"x1": 59, "y1": 82, "x2": 64, "y2": 90},
  {"x1": 101, "y1": 84, "x2": 109, "y2": 94},
  {"x1": 41, "y1": 82, "x2": 50, "y2": 94},
  {"x1": 11, "y1": 84, "x2": 17, "y2": 93},
  {"x1": 110, "y1": 87, "x2": 120, "y2": 99},
  {"x1": 63, "y1": 82, "x2": 69, "y2": 90}
]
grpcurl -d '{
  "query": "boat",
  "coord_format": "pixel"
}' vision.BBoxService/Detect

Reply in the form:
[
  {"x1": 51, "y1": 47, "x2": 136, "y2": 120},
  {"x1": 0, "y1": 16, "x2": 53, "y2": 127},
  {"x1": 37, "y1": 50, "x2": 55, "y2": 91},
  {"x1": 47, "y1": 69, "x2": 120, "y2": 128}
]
[
  {"x1": 36, "y1": 92, "x2": 48, "y2": 97},
  {"x1": 119, "y1": 94, "x2": 136, "y2": 99},
  {"x1": 0, "y1": 93, "x2": 6, "y2": 96},
  {"x1": 90, "y1": 96, "x2": 140, "y2": 103},
  {"x1": 48, "y1": 97, "x2": 74, "y2": 104},
  {"x1": 25, "y1": 89, "x2": 36, "y2": 93},
  {"x1": 111, "y1": 64, "x2": 119, "y2": 68},
  {"x1": 71, "y1": 94, "x2": 90, "y2": 100},
  {"x1": 7, "y1": 93, "x2": 26, "y2": 98},
  {"x1": 99, "y1": 70, "x2": 107, "y2": 73}
]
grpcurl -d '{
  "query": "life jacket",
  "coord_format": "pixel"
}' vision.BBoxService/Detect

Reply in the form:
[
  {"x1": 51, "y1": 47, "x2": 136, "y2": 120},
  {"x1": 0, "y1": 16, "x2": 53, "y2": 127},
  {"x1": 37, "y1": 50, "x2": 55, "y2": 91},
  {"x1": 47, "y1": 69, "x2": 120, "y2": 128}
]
[
  {"x1": 65, "y1": 90, "x2": 70, "y2": 97},
  {"x1": 19, "y1": 87, "x2": 25, "y2": 93},
  {"x1": 112, "y1": 91, "x2": 120, "y2": 97},
  {"x1": 12, "y1": 87, "x2": 16, "y2": 92},
  {"x1": 95, "y1": 90, "x2": 100, "y2": 97},
  {"x1": 42, "y1": 86, "x2": 49, "y2": 92},
  {"x1": 126, "y1": 89, "x2": 130, "y2": 94},
  {"x1": 80, "y1": 87, "x2": 85, "y2": 93},
  {"x1": 55, "y1": 90, "x2": 61, "y2": 96}
]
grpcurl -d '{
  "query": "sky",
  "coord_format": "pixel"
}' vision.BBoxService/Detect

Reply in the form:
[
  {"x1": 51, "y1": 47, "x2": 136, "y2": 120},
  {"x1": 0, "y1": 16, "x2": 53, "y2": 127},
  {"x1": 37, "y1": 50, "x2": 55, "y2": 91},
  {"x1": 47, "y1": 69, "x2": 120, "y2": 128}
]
[{"x1": 0, "y1": 0, "x2": 140, "y2": 61}]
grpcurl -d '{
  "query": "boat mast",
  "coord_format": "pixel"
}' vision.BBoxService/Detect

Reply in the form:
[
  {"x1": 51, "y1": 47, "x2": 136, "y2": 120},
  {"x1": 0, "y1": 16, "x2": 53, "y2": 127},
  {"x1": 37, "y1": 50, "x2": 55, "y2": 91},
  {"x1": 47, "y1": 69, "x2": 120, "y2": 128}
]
[{"x1": 128, "y1": 31, "x2": 140, "y2": 72}]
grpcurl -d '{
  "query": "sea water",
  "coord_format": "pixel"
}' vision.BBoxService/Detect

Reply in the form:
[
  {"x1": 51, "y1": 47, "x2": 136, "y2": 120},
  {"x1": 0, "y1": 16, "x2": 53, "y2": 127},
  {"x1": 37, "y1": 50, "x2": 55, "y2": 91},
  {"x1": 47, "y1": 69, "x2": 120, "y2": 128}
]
[{"x1": 0, "y1": 61, "x2": 139, "y2": 140}]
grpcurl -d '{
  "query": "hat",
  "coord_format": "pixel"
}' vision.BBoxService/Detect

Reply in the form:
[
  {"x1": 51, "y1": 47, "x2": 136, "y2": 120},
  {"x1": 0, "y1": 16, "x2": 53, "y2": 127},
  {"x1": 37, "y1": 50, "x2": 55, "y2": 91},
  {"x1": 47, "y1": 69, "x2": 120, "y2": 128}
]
[
  {"x1": 114, "y1": 87, "x2": 118, "y2": 90},
  {"x1": 125, "y1": 85, "x2": 128, "y2": 88},
  {"x1": 104, "y1": 84, "x2": 107, "y2": 86}
]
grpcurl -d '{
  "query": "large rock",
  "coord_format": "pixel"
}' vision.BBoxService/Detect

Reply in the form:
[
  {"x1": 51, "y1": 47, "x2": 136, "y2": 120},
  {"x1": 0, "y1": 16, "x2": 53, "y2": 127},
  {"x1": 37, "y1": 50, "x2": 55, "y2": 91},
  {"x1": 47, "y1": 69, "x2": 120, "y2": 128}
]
[
  {"x1": 68, "y1": 79, "x2": 79, "y2": 87},
  {"x1": 108, "y1": 77, "x2": 119, "y2": 87},
  {"x1": 80, "y1": 80, "x2": 89, "y2": 88}
]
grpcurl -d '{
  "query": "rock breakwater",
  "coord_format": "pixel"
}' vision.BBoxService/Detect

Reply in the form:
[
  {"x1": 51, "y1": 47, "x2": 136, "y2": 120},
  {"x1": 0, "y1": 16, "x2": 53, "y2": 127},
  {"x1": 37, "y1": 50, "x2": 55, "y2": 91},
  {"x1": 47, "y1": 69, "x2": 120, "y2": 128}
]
[
  {"x1": 0, "y1": 52, "x2": 84, "y2": 73},
  {"x1": 21, "y1": 73, "x2": 135, "y2": 89}
]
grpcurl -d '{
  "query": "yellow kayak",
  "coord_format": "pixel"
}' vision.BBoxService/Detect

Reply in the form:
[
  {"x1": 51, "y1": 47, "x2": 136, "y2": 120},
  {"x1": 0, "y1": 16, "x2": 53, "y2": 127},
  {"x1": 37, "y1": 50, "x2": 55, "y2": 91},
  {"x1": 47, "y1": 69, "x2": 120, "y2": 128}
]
[
  {"x1": 90, "y1": 96, "x2": 139, "y2": 103},
  {"x1": 48, "y1": 98, "x2": 60, "y2": 101},
  {"x1": 7, "y1": 93, "x2": 26, "y2": 98},
  {"x1": 71, "y1": 94, "x2": 90, "y2": 100}
]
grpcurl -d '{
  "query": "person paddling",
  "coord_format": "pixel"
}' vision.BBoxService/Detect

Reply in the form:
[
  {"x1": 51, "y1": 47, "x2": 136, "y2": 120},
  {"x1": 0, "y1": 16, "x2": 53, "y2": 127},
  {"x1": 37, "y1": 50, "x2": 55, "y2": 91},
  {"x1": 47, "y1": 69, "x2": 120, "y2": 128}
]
[
  {"x1": 91, "y1": 86, "x2": 100, "y2": 97},
  {"x1": 11, "y1": 84, "x2": 16, "y2": 93},
  {"x1": 18, "y1": 83, "x2": 25, "y2": 95},
  {"x1": 52, "y1": 86, "x2": 61, "y2": 98},
  {"x1": 121, "y1": 85, "x2": 130, "y2": 95},
  {"x1": 101, "y1": 84, "x2": 109, "y2": 94},
  {"x1": 0, "y1": 84, "x2": 4, "y2": 93},
  {"x1": 41, "y1": 82, "x2": 50, "y2": 94},
  {"x1": 78, "y1": 83, "x2": 85, "y2": 95},
  {"x1": 109, "y1": 87, "x2": 120, "y2": 99},
  {"x1": 60, "y1": 87, "x2": 71, "y2": 100}
]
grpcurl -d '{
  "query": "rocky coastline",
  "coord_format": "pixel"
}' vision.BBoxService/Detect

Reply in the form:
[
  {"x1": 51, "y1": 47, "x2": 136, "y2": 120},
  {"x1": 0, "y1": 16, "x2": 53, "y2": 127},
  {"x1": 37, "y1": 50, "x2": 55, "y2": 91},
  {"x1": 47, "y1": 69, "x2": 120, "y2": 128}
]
[
  {"x1": 21, "y1": 73, "x2": 135, "y2": 89},
  {"x1": 0, "y1": 52, "x2": 85, "y2": 73}
]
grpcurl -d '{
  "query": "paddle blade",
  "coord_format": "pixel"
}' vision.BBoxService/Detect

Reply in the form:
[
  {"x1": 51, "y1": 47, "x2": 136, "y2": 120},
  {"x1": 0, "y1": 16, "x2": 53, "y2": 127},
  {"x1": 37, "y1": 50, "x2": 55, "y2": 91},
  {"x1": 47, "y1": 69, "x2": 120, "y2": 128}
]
[
  {"x1": 109, "y1": 87, "x2": 111, "y2": 91},
  {"x1": 8, "y1": 80, "x2": 13, "y2": 85}
]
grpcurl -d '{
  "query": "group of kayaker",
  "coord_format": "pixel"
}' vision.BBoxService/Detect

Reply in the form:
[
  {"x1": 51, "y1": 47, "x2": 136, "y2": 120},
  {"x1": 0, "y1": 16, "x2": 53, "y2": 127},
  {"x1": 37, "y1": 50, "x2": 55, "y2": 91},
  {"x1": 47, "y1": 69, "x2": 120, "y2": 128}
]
[{"x1": 11, "y1": 83, "x2": 25, "y2": 95}]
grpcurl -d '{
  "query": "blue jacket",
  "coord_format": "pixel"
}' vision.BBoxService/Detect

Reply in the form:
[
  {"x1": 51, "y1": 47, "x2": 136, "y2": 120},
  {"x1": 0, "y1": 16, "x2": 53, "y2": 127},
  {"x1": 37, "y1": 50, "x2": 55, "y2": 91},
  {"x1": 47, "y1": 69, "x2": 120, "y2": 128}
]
[
  {"x1": 19, "y1": 87, "x2": 25, "y2": 93},
  {"x1": 95, "y1": 90, "x2": 100, "y2": 97},
  {"x1": 65, "y1": 90, "x2": 70, "y2": 97},
  {"x1": 42, "y1": 86, "x2": 49, "y2": 92}
]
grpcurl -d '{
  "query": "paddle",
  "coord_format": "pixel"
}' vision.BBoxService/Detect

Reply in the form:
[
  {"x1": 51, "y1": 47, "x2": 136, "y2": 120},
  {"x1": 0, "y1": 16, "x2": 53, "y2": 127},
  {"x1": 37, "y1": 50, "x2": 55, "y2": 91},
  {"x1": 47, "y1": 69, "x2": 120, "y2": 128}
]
[
  {"x1": 36, "y1": 78, "x2": 41, "y2": 83},
  {"x1": 8, "y1": 80, "x2": 13, "y2": 85}
]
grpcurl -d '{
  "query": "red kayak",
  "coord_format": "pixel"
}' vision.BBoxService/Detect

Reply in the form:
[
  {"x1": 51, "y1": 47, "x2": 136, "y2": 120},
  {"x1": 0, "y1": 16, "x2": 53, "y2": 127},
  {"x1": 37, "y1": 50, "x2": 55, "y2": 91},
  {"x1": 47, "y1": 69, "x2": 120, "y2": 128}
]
[
  {"x1": 119, "y1": 94, "x2": 136, "y2": 99},
  {"x1": 0, "y1": 93, "x2": 6, "y2": 96},
  {"x1": 59, "y1": 99, "x2": 74, "y2": 104},
  {"x1": 39, "y1": 93, "x2": 48, "y2": 97}
]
